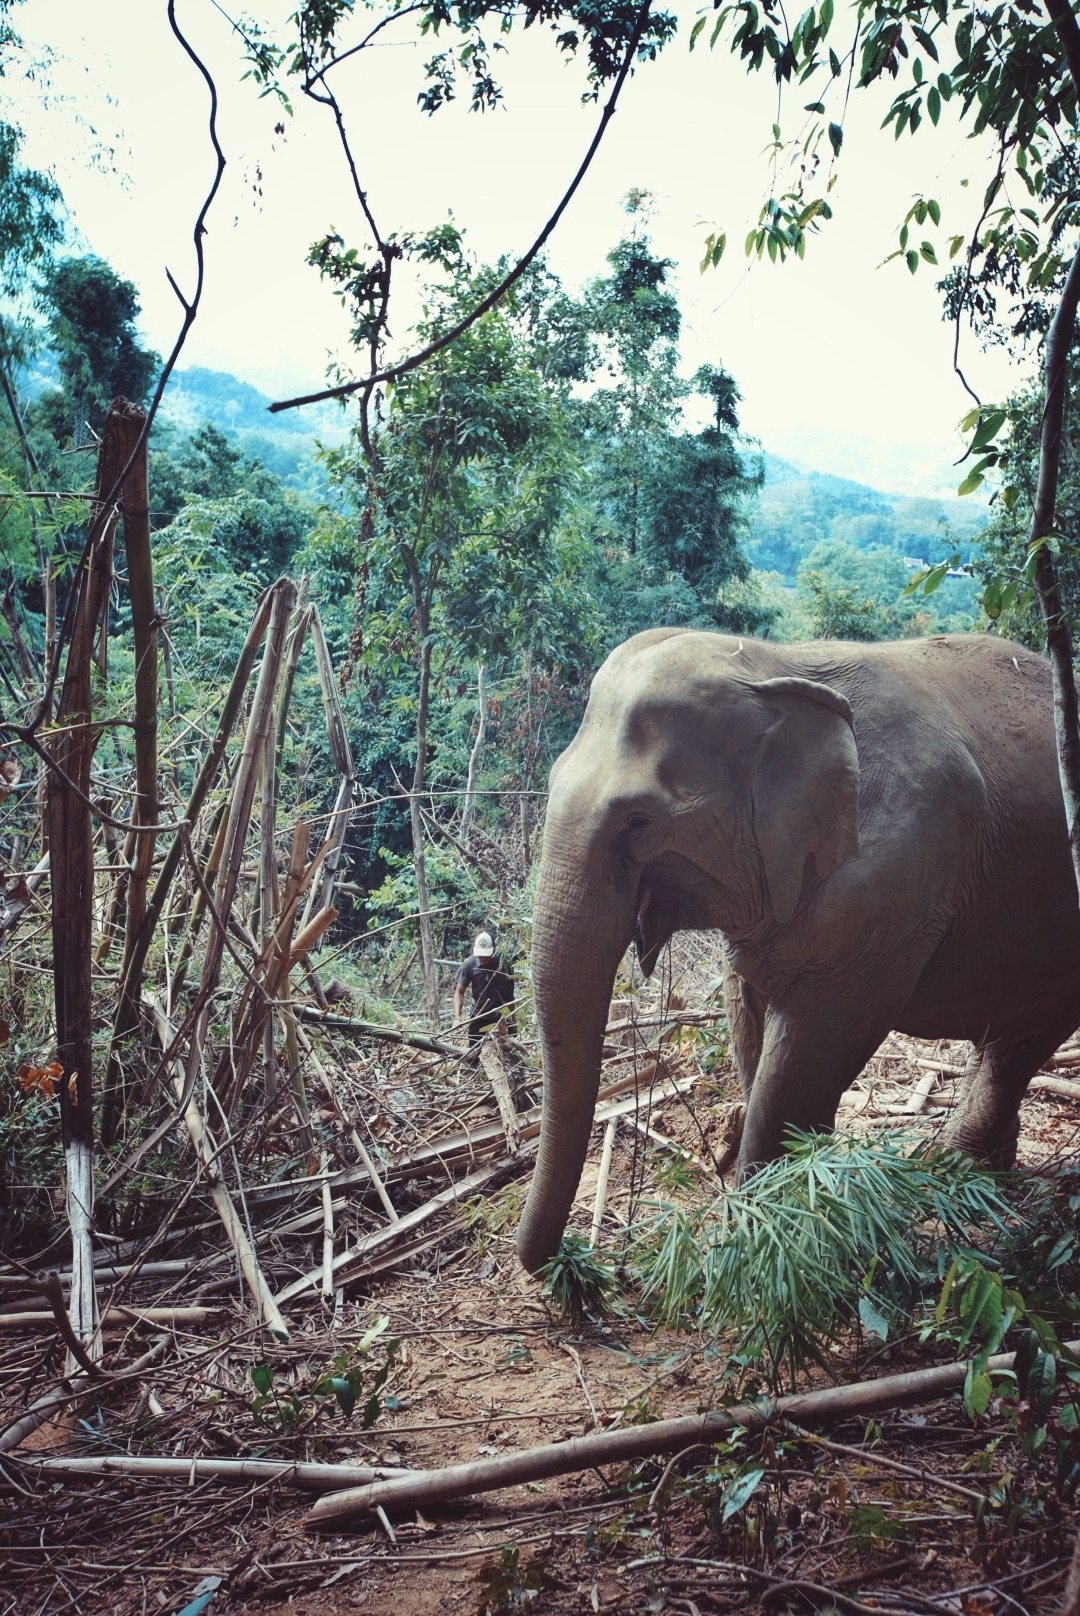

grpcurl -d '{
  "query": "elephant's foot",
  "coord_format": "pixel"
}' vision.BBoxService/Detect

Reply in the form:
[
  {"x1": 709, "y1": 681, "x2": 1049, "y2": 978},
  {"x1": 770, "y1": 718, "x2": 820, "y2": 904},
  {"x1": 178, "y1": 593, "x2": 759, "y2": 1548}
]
[
  {"x1": 939, "y1": 1109, "x2": 1020, "y2": 1171},
  {"x1": 710, "y1": 1101, "x2": 745, "y2": 1177}
]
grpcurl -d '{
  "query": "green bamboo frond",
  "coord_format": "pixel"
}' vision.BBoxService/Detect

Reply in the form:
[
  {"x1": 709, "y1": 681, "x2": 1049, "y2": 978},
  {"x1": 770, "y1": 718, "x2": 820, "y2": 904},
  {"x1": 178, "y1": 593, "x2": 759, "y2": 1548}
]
[{"x1": 633, "y1": 1131, "x2": 1020, "y2": 1388}]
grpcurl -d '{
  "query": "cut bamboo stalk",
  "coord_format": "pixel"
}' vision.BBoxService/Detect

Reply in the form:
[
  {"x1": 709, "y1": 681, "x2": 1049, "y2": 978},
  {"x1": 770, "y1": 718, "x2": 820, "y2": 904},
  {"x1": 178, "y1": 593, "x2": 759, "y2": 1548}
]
[
  {"x1": 306, "y1": 1338, "x2": 1080, "y2": 1527},
  {"x1": 0, "y1": 1260, "x2": 198, "y2": 1292},
  {"x1": 589, "y1": 1119, "x2": 617, "y2": 1247},
  {"x1": 147, "y1": 995, "x2": 289, "y2": 1340},
  {"x1": 274, "y1": 585, "x2": 311, "y2": 769},
  {"x1": 914, "y1": 1059, "x2": 965, "y2": 1079},
  {"x1": 0, "y1": 1306, "x2": 226, "y2": 1329},
  {"x1": 320, "y1": 1150, "x2": 335, "y2": 1303},
  {"x1": 49, "y1": 404, "x2": 134, "y2": 1367},
  {"x1": 118, "y1": 406, "x2": 157, "y2": 965},
  {"x1": 103, "y1": 585, "x2": 277, "y2": 1137},
  {"x1": 258, "y1": 699, "x2": 279, "y2": 1105},
  {"x1": 477, "y1": 1036, "x2": 521, "y2": 1155},
  {"x1": 17, "y1": 1455, "x2": 412, "y2": 1488},
  {"x1": 185, "y1": 579, "x2": 295, "y2": 1111},
  {"x1": 904, "y1": 1071, "x2": 939, "y2": 1113},
  {"x1": 300, "y1": 605, "x2": 356, "y2": 931},
  {"x1": 1031, "y1": 1073, "x2": 1080, "y2": 1101}
]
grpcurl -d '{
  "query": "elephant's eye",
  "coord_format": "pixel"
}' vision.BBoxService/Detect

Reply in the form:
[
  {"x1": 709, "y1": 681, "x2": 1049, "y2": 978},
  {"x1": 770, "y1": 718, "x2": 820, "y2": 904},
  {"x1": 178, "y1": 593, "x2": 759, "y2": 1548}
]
[{"x1": 626, "y1": 814, "x2": 649, "y2": 833}]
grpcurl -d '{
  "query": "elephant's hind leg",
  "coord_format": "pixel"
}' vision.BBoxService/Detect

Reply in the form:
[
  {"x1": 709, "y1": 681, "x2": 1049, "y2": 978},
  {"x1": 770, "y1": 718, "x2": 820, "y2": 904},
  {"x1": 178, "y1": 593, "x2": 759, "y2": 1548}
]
[
  {"x1": 940, "y1": 1018, "x2": 1080, "y2": 1168},
  {"x1": 722, "y1": 948, "x2": 766, "y2": 1101}
]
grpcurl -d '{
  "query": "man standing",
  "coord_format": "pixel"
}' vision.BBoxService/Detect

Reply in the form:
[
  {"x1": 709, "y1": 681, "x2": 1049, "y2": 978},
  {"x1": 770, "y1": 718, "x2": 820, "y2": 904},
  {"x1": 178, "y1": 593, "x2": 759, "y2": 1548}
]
[{"x1": 453, "y1": 931, "x2": 513, "y2": 1050}]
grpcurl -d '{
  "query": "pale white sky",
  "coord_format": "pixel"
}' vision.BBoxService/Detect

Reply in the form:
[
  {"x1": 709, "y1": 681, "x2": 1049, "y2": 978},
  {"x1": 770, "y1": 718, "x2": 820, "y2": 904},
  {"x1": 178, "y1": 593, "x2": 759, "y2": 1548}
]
[{"x1": 9, "y1": 0, "x2": 1032, "y2": 492}]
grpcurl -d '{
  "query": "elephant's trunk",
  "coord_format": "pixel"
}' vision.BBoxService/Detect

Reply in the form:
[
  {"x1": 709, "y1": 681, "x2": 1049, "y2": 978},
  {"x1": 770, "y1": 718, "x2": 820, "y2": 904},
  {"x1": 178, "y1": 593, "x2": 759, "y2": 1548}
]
[{"x1": 517, "y1": 829, "x2": 636, "y2": 1274}]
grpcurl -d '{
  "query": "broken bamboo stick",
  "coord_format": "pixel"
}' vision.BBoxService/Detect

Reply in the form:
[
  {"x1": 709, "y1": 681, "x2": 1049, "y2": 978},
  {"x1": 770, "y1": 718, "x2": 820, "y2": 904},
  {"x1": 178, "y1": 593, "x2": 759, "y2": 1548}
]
[
  {"x1": 0, "y1": 1305, "x2": 226, "y2": 1329},
  {"x1": 16, "y1": 1455, "x2": 412, "y2": 1488},
  {"x1": 478, "y1": 1036, "x2": 521, "y2": 1155},
  {"x1": 589, "y1": 1119, "x2": 617, "y2": 1247}
]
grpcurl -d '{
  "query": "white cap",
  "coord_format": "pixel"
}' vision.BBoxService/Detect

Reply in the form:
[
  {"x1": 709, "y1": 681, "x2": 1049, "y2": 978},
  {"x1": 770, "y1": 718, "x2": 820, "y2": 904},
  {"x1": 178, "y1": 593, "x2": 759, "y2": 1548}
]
[{"x1": 473, "y1": 932, "x2": 494, "y2": 958}]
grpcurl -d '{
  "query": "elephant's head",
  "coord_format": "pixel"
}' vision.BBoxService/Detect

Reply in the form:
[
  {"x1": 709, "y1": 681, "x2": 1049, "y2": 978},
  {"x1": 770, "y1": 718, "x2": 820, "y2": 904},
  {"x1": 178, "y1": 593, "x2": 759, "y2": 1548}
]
[{"x1": 516, "y1": 630, "x2": 860, "y2": 1273}]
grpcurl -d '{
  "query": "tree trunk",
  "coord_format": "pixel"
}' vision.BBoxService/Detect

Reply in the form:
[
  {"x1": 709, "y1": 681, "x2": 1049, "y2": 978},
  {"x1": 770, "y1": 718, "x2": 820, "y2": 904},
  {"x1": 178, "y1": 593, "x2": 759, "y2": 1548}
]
[
  {"x1": 411, "y1": 630, "x2": 439, "y2": 1026},
  {"x1": 460, "y1": 661, "x2": 486, "y2": 833},
  {"x1": 1030, "y1": 236, "x2": 1080, "y2": 897}
]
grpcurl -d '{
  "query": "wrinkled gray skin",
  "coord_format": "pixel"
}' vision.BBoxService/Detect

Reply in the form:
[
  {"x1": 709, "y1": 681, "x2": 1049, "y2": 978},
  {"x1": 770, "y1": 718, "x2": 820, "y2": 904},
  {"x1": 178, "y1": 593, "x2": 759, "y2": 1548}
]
[{"x1": 516, "y1": 628, "x2": 1080, "y2": 1275}]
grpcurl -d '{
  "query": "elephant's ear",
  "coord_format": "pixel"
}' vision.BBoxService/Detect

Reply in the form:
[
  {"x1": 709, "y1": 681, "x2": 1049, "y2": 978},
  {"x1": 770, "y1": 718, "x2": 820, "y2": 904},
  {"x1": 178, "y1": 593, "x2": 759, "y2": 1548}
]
[{"x1": 749, "y1": 676, "x2": 860, "y2": 926}]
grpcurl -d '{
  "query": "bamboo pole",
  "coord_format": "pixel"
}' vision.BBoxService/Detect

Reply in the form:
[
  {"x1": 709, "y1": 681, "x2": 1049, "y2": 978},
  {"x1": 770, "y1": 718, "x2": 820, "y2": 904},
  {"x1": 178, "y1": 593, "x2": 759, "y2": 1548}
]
[
  {"x1": 299, "y1": 604, "x2": 355, "y2": 930},
  {"x1": 16, "y1": 1455, "x2": 411, "y2": 1488},
  {"x1": 0, "y1": 1306, "x2": 225, "y2": 1329},
  {"x1": 589, "y1": 1118, "x2": 617, "y2": 1247},
  {"x1": 320, "y1": 1149, "x2": 335, "y2": 1303},
  {"x1": 147, "y1": 996, "x2": 289, "y2": 1340},
  {"x1": 48, "y1": 402, "x2": 134, "y2": 1366},
  {"x1": 307, "y1": 1338, "x2": 1080, "y2": 1527},
  {"x1": 183, "y1": 578, "x2": 295, "y2": 1111},
  {"x1": 119, "y1": 402, "x2": 157, "y2": 958},
  {"x1": 103, "y1": 586, "x2": 277, "y2": 1137}
]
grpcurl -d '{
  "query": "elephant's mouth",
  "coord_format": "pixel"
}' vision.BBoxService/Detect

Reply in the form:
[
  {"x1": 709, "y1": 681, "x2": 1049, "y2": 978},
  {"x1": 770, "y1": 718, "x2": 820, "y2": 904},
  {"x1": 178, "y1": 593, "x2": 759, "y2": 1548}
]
[{"x1": 634, "y1": 852, "x2": 735, "y2": 974}]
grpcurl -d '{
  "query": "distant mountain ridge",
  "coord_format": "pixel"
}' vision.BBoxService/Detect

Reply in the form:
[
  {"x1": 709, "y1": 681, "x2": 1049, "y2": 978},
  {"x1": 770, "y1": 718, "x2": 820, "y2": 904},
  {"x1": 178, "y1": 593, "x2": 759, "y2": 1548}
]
[{"x1": 160, "y1": 366, "x2": 348, "y2": 442}]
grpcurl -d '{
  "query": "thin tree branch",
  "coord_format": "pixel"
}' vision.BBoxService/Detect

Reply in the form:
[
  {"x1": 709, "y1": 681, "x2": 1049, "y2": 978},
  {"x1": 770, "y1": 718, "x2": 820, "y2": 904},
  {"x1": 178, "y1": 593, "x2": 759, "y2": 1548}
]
[{"x1": 269, "y1": 0, "x2": 655, "y2": 413}]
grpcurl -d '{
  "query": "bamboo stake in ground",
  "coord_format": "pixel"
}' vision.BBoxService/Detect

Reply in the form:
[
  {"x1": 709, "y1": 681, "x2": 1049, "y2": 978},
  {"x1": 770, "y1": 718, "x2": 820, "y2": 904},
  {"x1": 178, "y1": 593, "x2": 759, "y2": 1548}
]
[
  {"x1": 48, "y1": 402, "x2": 135, "y2": 1367},
  {"x1": 589, "y1": 1118, "x2": 617, "y2": 1247}
]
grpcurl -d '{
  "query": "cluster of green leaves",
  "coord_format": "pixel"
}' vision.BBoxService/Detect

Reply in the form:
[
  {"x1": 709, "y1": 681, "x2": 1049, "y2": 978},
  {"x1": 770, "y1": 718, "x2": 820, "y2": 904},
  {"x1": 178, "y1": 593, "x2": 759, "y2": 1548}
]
[
  {"x1": 475, "y1": 1545, "x2": 557, "y2": 1615},
  {"x1": 248, "y1": 1316, "x2": 399, "y2": 1436},
  {"x1": 634, "y1": 1131, "x2": 1017, "y2": 1388},
  {"x1": 539, "y1": 1231, "x2": 617, "y2": 1326}
]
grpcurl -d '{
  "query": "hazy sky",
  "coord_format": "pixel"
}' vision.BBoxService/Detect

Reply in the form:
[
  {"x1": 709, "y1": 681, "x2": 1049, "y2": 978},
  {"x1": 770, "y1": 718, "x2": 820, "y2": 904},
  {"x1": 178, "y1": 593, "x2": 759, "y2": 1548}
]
[{"x1": 10, "y1": 1, "x2": 1032, "y2": 487}]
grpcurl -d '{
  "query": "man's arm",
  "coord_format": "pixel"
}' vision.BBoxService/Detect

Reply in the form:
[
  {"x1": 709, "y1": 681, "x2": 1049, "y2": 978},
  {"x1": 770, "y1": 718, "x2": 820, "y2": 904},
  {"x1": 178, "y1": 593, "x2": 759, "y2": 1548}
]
[{"x1": 453, "y1": 983, "x2": 465, "y2": 1022}]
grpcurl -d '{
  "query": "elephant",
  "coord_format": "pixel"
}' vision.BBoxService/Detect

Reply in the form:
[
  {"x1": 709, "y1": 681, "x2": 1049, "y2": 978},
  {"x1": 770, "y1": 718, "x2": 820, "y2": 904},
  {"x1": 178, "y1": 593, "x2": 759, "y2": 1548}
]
[{"x1": 516, "y1": 627, "x2": 1080, "y2": 1274}]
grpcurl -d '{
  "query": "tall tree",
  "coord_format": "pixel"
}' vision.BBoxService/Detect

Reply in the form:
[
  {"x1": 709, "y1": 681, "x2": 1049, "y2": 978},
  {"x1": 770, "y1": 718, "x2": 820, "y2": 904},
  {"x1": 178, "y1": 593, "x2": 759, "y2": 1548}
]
[
  {"x1": 37, "y1": 256, "x2": 159, "y2": 446},
  {"x1": 326, "y1": 241, "x2": 594, "y2": 1021}
]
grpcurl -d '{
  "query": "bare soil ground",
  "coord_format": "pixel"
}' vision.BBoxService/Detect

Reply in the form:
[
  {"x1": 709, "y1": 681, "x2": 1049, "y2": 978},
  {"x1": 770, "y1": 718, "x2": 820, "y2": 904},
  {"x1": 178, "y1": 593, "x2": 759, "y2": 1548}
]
[{"x1": 3, "y1": 954, "x2": 1079, "y2": 1616}]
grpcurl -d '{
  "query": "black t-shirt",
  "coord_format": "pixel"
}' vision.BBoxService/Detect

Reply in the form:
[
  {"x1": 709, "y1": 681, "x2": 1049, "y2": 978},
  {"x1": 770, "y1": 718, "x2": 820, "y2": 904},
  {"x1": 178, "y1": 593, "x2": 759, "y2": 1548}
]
[{"x1": 456, "y1": 953, "x2": 513, "y2": 1016}]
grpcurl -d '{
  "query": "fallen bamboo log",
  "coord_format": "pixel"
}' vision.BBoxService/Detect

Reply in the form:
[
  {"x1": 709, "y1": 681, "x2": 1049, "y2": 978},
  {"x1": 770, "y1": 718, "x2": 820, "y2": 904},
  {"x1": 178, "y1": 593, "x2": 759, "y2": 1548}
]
[
  {"x1": 913, "y1": 1058, "x2": 1080, "y2": 1103},
  {"x1": 306, "y1": 1338, "x2": 1080, "y2": 1528},
  {"x1": 478, "y1": 1037, "x2": 521, "y2": 1155},
  {"x1": 0, "y1": 1305, "x2": 226, "y2": 1329},
  {"x1": 1032, "y1": 1073, "x2": 1080, "y2": 1101},
  {"x1": 16, "y1": 1455, "x2": 412, "y2": 1489},
  {"x1": 295, "y1": 1006, "x2": 466, "y2": 1059}
]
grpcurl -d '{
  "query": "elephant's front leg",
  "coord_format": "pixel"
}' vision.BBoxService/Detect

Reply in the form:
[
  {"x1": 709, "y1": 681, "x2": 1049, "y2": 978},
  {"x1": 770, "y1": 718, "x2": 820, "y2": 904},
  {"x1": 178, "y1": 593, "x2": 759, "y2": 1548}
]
[
  {"x1": 722, "y1": 947, "x2": 766, "y2": 1102},
  {"x1": 735, "y1": 1002, "x2": 893, "y2": 1176}
]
